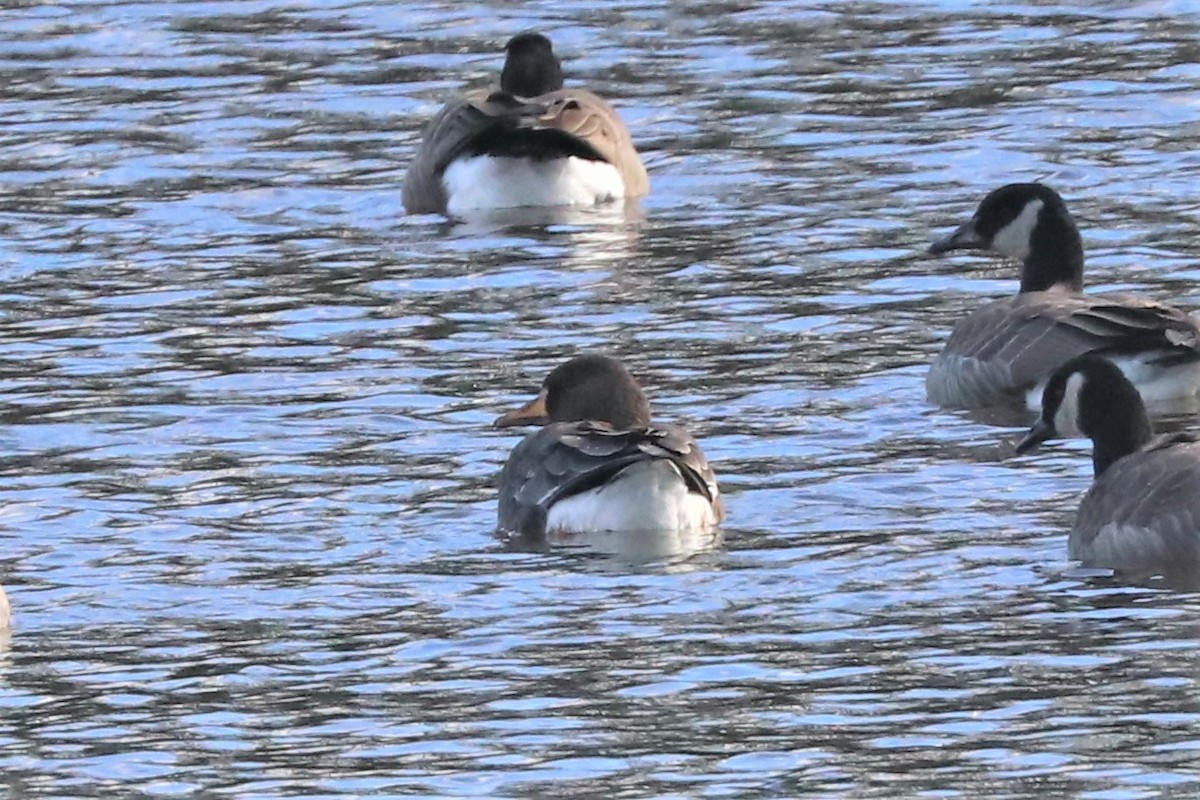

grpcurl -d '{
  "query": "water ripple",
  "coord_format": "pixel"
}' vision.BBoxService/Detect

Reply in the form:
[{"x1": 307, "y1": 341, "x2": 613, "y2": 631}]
[{"x1": 1, "y1": 0, "x2": 1200, "y2": 797}]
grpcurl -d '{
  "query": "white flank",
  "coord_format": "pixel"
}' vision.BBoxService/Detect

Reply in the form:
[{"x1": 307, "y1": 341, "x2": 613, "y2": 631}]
[
  {"x1": 443, "y1": 155, "x2": 625, "y2": 214},
  {"x1": 1109, "y1": 354, "x2": 1200, "y2": 405},
  {"x1": 1025, "y1": 354, "x2": 1200, "y2": 411},
  {"x1": 992, "y1": 198, "x2": 1044, "y2": 260},
  {"x1": 1023, "y1": 380, "x2": 1046, "y2": 411},
  {"x1": 545, "y1": 460, "x2": 718, "y2": 535}
]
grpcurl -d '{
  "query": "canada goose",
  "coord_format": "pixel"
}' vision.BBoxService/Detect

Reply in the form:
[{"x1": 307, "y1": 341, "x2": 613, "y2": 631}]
[
  {"x1": 1017, "y1": 354, "x2": 1200, "y2": 581},
  {"x1": 927, "y1": 183, "x2": 1200, "y2": 410},
  {"x1": 494, "y1": 354, "x2": 722, "y2": 538},
  {"x1": 403, "y1": 33, "x2": 649, "y2": 216}
]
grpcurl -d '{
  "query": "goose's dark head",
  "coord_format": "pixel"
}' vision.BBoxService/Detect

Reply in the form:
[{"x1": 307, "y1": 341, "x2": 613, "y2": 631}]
[
  {"x1": 495, "y1": 354, "x2": 651, "y2": 430},
  {"x1": 500, "y1": 32, "x2": 564, "y2": 97},
  {"x1": 1016, "y1": 354, "x2": 1152, "y2": 476},
  {"x1": 930, "y1": 183, "x2": 1084, "y2": 293}
]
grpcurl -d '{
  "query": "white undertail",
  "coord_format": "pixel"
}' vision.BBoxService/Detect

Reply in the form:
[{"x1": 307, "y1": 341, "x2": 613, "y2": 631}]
[
  {"x1": 444, "y1": 156, "x2": 625, "y2": 214},
  {"x1": 545, "y1": 460, "x2": 718, "y2": 535}
]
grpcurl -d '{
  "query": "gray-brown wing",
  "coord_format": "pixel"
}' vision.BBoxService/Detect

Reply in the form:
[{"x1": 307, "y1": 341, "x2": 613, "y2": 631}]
[
  {"x1": 497, "y1": 421, "x2": 721, "y2": 537},
  {"x1": 402, "y1": 91, "x2": 538, "y2": 214},
  {"x1": 402, "y1": 89, "x2": 648, "y2": 214},
  {"x1": 928, "y1": 292, "x2": 1200, "y2": 408},
  {"x1": 1071, "y1": 436, "x2": 1200, "y2": 577},
  {"x1": 636, "y1": 424, "x2": 722, "y2": 516},
  {"x1": 532, "y1": 89, "x2": 649, "y2": 196}
]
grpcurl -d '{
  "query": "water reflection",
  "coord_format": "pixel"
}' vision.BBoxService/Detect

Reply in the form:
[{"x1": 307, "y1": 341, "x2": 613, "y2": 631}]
[
  {"x1": 1, "y1": 0, "x2": 1200, "y2": 797},
  {"x1": 1068, "y1": 564, "x2": 1200, "y2": 592},
  {"x1": 444, "y1": 203, "x2": 647, "y2": 274},
  {"x1": 506, "y1": 526, "x2": 724, "y2": 565}
]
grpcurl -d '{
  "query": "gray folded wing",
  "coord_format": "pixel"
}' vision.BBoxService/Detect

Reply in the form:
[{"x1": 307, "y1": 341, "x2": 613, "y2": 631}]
[
  {"x1": 497, "y1": 421, "x2": 721, "y2": 537},
  {"x1": 403, "y1": 89, "x2": 648, "y2": 215},
  {"x1": 928, "y1": 291, "x2": 1200, "y2": 408},
  {"x1": 403, "y1": 91, "x2": 531, "y2": 214},
  {"x1": 1071, "y1": 435, "x2": 1200, "y2": 578}
]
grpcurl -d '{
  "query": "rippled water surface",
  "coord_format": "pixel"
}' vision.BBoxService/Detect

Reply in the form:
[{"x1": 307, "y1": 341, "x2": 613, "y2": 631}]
[{"x1": 3, "y1": 1, "x2": 1200, "y2": 796}]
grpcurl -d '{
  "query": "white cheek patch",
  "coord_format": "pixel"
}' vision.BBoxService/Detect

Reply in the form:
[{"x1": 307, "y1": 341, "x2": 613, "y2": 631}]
[
  {"x1": 991, "y1": 198, "x2": 1044, "y2": 260},
  {"x1": 1053, "y1": 371, "x2": 1085, "y2": 437}
]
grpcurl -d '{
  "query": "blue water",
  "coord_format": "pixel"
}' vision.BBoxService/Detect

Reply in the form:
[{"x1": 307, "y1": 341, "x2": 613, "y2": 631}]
[{"x1": 1, "y1": 1, "x2": 1199, "y2": 796}]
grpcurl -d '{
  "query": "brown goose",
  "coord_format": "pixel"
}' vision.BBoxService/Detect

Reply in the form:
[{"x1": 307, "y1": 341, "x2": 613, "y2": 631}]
[
  {"x1": 494, "y1": 355, "x2": 722, "y2": 538},
  {"x1": 927, "y1": 183, "x2": 1200, "y2": 410},
  {"x1": 403, "y1": 33, "x2": 649, "y2": 216},
  {"x1": 1017, "y1": 354, "x2": 1200, "y2": 583}
]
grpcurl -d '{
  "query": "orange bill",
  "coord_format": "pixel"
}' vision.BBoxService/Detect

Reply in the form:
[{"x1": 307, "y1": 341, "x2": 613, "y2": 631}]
[{"x1": 494, "y1": 388, "x2": 550, "y2": 428}]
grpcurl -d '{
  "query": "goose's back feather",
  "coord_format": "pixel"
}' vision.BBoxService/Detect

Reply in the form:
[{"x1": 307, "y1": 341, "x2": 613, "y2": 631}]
[
  {"x1": 403, "y1": 89, "x2": 647, "y2": 214},
  {"x1": 498, "y1": 420, "x2": 722, "y2": 538},
  {"x1": 1072, "y1": 434, "x2": 1200, "y2": 576},
  {"x1": 929, "y1": 290, "x2": 1200, "y2": 408}
]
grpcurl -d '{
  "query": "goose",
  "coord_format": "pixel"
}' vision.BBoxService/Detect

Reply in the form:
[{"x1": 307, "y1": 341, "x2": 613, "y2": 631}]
[
  {"x1": 403, "y1": 32, "x2": 649, "y2": 216},
  {"x1": 926, "y1": 183, "x2": 1200, "y2": 410},
  {"x1": 1017, "y1": 354, "x2": 1200, "y2": 582},
  {"x1": 0, "y1": 584, "x2": 9, "y2": 630},
  {"x1": 494, "y1": 354, "x2": 722, "y2": 538}
]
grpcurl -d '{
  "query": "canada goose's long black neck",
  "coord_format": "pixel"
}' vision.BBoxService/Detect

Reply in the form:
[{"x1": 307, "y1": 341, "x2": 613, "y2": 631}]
[
  {"x1": 1092, "y1": 423, "x2": 1151, "y2": 477},
  {"x1": 1019, "y1": 215, "x2": 1085, "y2": 294},
  {"x1": 1088, "y1": 389, "x2": 1153, "y2": 477}
]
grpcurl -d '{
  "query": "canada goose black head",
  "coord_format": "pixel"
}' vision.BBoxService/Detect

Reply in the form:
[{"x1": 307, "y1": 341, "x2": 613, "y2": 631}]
[
  {"x1": 500, "y1": 32, "x2": 564, "y2": 97},
  {"x1": 495, "y1": 354, "x2": 652, "y2": 430},
  {"x1": 930, "y1": 183, "x2": 1085, "y2": 294},
  {"x1": 1017, "y1": 354, "x2": 1153, "y2": 476}
]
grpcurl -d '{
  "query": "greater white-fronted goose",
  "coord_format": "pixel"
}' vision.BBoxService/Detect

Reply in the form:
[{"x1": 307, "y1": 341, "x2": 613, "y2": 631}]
[{"x1": 494, "y1": 354, "x2": 722, "y2": 538}]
